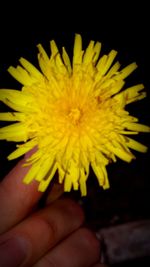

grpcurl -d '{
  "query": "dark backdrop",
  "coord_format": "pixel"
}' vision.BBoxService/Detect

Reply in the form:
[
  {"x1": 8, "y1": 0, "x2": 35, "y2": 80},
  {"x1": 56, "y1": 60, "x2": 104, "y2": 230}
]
[
  {"x1": 0, "y1": 3, "x2": 150, "y2": 265},
  {"x1": 0, "y1": 1, "x2": 150, "y2": 204}
]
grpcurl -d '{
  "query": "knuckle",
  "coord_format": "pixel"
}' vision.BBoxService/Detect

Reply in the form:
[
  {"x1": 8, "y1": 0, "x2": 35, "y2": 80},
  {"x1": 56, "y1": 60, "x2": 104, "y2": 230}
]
[{"x1": 33, "y1": 216, "x2": 58, "y2": 245}]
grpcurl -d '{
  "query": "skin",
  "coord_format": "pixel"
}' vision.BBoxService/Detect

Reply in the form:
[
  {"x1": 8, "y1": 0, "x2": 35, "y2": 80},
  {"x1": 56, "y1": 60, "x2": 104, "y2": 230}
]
[{"x1": 0, "y1": 153, "x2": 108, "y2": 267}]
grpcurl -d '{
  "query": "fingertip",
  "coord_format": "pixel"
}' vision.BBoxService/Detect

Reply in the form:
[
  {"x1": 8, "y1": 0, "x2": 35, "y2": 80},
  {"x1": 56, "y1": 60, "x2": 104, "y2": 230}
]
[
  {"x1": 54, "y1": 198, "x2": 85, "y2": 227},
  {"x1": 79, "y1": 228, "x2": 101, "y2": 255}
]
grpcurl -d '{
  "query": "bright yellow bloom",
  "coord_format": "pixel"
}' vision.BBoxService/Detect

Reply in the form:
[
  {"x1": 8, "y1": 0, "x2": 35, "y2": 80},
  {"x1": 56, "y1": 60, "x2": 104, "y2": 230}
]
[{"x1": 0, "y1": 34, "x2": 150, "y2": 195}]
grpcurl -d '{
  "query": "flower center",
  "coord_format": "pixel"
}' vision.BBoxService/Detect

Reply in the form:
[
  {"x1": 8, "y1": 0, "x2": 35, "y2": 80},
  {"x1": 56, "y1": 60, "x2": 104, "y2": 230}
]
[{"x1": 68, "y1": 108, "x2": 82, "y2": 124}]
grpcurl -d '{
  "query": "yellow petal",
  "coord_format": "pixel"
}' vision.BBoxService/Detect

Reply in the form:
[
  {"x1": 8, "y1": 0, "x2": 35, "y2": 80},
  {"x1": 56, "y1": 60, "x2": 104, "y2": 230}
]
[
  {"x1": 36, "y1": 156, "x2": 55, "y2": 182},
  {"x1": 83, "y1": 40, "x2": 95, "y2": 64},
  {"x1": 124, "y1": 122, "x2": 150, "y2": 132},
  {"x1": 106, "y1": 143, "x2": 135, "y2": 162},
  {"x1": 0, "y1": 112, "x2": 25, "y2": 122},
  {"x1": 73, "y1": 34, "x2": 83, "y2": 66},
  {"x1": 37, "y1": 44, "x2": 49, "y2": 75},
  {"x1": 126, "y1": 137, "x2": 148, "y2": 152},
  {"x1": 79, "y1": 167, "x2": 89, "y2": 196},
  {"x1": 91, "y1": 161, "x2": 109, "y2": 189},
  {"x1": 106, "y1": 61, "x2": 121, "y2": 78},
  {"x1": 38, "y1": 163, "x2": 57, "y2": 192},
  {"x1": 55, "y1": 53, "x2": 67, "y2": 75},
  {"x1": 62, "y1": 47, "x2": 72, "y2": 74},
  {"x1": 19, "y1": 57, "x2": 43, "y2": 79},
  {"x1": 96, "y1": 55, "x2": 107, "y2": 73},
  {"x1": 23, "y1": 162, "x2": 41, "y2": 184},
  {"x1": 100, "y1": 50, "x2": 118, "y2": 76},
  {"x1": 115, "y1": 62, "x2": 137, "y2": 80},
  {"x1": 0, "y1": 122, "x2": 27, "y2": 142},
  {"x1": 0, "y1": 89, "x2": 33, "y2": 106},
  {"x1": 8, "y1": 66, "x2": 36, "y2": 86},
  {"x1": 93, "y1": 41, "x2": 102, "y2": 63},
  {"x1": 50, "y1": 40, "x2": 59, "y2": 57},
  {"x1": 8, "y1": 140, "x2": 36, "y2": 160}
]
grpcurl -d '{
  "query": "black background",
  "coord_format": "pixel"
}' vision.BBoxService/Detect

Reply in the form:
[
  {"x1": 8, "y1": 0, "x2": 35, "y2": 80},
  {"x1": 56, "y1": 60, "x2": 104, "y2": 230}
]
[{"x1": 0, "y1": 2, "x2": 150, "y2": 266}]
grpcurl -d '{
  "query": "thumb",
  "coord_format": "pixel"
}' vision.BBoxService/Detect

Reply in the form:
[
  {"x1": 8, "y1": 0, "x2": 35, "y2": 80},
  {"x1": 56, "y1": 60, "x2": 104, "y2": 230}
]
[{"x1": 0, "y1": 237, "x2": 29, "y2": 267}]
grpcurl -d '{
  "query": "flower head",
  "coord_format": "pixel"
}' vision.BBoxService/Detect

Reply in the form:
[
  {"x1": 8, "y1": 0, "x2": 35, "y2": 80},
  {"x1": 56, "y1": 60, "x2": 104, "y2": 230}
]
[{"x1": 0, "y1": 34, "x2": 150, "y2": 195}]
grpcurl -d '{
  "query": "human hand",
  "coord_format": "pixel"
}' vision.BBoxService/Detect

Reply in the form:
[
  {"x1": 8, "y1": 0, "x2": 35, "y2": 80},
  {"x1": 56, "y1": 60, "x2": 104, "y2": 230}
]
[{"x1": 0, "y1": 154, "x2": 108, "y2": 267}]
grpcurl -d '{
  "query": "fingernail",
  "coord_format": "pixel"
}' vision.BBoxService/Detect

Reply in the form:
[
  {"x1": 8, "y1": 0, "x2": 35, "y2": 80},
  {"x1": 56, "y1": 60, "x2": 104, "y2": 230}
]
[{"x1": 0, "y1": 237, "x2": 29, "y2": 267}]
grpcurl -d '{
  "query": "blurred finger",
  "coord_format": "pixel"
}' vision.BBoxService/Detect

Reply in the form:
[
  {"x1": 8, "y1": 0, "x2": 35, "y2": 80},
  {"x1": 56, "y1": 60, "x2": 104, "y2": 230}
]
[
  {"x1": 33, "y1": 228, "x2": 100, "y2": 267},
  {"x1": 0, "y1": 198, "x2": 84, "y2": 267},
  {"x1": 0, "y1": 154, "x2": 42, "y2": 234},
  {"x1": 92, "y1": 264, "x2": 109, "y2": 267}
]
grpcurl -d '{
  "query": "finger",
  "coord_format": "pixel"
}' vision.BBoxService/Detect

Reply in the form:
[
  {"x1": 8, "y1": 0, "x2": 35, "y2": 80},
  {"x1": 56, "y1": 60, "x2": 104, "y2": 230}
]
[
  {"x1": 0, "y1": 154, "x2": 42, "y2": 234},
  {"x1": 92, "y1": 264, "x2": 109, "y2": 267},
  {"x1": 33, "y1": 228, "x2": 100, "y2": 267},
  {"x1": 45, "y1": 182, "x2": 64, "y2": 205},
  {"x1": 0, "y1": 236, "x2": 29, "y2": 267},
  {"x1": 0, "y1": 198, "x2": 84, "y2": 267}
]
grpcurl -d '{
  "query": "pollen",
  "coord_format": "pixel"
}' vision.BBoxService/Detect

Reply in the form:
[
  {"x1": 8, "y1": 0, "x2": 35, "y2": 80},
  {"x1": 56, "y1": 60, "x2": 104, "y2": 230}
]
[{"x1": 69, "y1": 108, "x2": 82, "y2": 124}]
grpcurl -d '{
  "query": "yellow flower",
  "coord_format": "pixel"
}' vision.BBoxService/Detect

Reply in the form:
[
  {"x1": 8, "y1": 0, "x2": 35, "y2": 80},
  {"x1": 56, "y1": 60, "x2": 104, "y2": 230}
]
[{"x1": 0, "y1": 34, "x2": 150, "y2": 196}]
